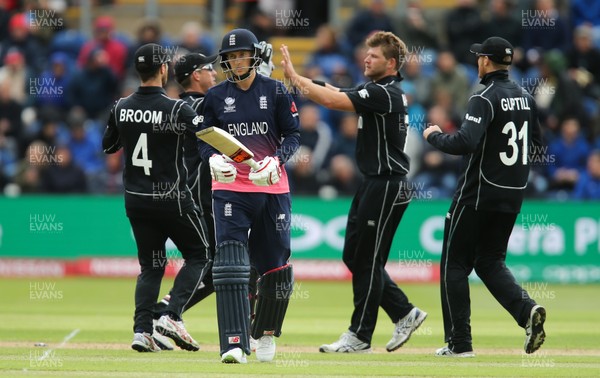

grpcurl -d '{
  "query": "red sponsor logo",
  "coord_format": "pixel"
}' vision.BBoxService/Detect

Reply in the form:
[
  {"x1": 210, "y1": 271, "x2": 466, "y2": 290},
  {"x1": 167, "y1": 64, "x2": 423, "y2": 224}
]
[
  {"x1": 228, "y1": 336, "x2": 240, "y2": 344},
  {"x1": 290, "y1": 101, "x2": 298, "y2": 114},
  {"x1": 263, "y1": 330, "x2": 275, "y2": 336}
]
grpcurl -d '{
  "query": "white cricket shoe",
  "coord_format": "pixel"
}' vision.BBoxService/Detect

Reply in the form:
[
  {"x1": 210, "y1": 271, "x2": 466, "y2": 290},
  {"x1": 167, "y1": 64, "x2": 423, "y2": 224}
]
[
  {"x1": 250, "y1": 336, "x2": 258, "y2": 352},
  {"x1": 524, "y1": 305, "x2": 546, "y2": 354},
  {"x1": 256, "y1": 335, "x2": 276, "y2": 362},
  {"x1": 435, "y1": 346, "x2": 475, "y2": 358},
  {"x1": 155, "y1": 315, "x2": 200, "y2": 351},
  {"x1": 386, "y1": 307, "x2": 428, "y2": 352},
  {"x1": 221, "y1": 347, "x2": 247, "y2": 364},
  {"x1": 152, "y1": 319, "x2": 174, "y2": 350},
  {"x1": 131, "y1": 332, "x2": 161, "y2": 352},
  {"x1": 319, "y1": 331, "x2": 372, "y2": 353}
]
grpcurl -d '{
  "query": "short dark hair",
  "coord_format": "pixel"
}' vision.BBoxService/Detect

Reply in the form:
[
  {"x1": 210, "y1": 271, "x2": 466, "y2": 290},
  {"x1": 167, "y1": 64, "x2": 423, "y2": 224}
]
[{"x1": 138, "y1": 64, "x2": 162, "y2": 82}]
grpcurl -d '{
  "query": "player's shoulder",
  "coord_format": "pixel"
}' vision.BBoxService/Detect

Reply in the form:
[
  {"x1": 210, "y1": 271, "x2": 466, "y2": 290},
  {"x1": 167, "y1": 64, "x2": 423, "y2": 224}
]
[{"x1": 256, "y1": 74, "x2": 282, "y2": 89}]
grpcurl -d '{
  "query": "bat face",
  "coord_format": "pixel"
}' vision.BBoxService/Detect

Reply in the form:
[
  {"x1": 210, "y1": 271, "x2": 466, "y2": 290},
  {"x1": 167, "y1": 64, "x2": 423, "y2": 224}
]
[{"x1": 196, "y1": 127, "x2": 259, "y2": 170}]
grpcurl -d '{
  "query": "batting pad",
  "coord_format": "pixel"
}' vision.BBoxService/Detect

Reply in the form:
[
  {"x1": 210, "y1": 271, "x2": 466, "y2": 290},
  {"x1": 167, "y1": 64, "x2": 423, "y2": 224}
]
[
  {"x1": 251, "y1": 264, "x2": 293, "y2": 339},
  {"x1": 213, "y1": 240, "x2": 251, "y2": 355}
]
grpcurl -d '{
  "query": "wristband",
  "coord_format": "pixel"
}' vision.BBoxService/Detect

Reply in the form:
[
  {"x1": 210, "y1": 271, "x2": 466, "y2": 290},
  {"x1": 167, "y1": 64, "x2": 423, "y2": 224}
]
[{"x1": 312, "y1": 79, "x2": 326, "y2": 87}]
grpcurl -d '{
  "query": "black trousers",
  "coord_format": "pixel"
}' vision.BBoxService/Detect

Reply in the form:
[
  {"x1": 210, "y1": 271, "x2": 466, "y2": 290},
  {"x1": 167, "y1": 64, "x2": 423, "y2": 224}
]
[
  {"x1": 440, "y1": 202, "x2": 537, "y2": 351},
  {"x1": 129, "y1": 208, "x2": 210, "y2": 334},
  {"x1": 343, "y1": 178, "x2": 415, "y2": 343}
]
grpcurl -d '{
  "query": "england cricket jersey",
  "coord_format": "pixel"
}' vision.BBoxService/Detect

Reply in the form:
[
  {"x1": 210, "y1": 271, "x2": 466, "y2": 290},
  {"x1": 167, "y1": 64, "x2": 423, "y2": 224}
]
[{"x1": 199, "y1": 74, "x2": 300, "y2": 193}]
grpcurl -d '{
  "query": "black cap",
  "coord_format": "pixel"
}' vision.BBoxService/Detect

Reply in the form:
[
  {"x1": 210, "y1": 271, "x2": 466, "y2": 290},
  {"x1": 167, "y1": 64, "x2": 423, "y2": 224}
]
[
  {"x1": 470, "y1": 37, "x2": 513, "y2": 65},
  {"x1": 134, "y1": 43, "x2": 171, "y2": 74},
  {"x1": 174, "y1": 53, "x2": 218, "y2": 83}
]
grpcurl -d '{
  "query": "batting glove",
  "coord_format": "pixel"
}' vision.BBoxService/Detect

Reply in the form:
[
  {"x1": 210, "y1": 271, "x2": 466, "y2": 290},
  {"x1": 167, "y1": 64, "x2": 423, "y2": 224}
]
[
  {"x1": 257, "y1": 41, "x2": 275, "y2": 77},
  {"x1": 248, "y1": 156, "x2": 281, "y2": 186},
  {"x1": 209, "y1": 154, "x2": 237, "y2": 184}
]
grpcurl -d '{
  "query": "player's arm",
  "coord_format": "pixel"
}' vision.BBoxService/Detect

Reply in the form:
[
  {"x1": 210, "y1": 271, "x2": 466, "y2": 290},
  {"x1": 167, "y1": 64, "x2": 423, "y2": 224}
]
[
  {"x1": 274, "y1": 82, "x2": 300, "y2": 164},
  {"x1": 424, "y1": 95, "x2": 492, "y2": 155},
  {"x1": 102, "y1": 102, "x2": 122, "y2": 154},
  {"x1": 197, "y1": 94, "x2": 221, "y2": 161},
  {"x1": 280, "y1": 44, "x2": 355, "y2": 112}
]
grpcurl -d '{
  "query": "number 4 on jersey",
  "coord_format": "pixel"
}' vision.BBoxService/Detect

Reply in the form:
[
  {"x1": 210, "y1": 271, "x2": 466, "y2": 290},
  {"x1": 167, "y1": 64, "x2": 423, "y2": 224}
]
[{"x1": 132, "y1": 133, "x2": 153, "y2": 175}]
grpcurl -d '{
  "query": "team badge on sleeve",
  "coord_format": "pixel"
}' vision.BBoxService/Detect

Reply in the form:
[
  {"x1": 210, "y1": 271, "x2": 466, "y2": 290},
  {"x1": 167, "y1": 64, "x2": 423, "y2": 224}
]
[{"x1": 290, "y1": 101, "x2": 298, "y2": 117}]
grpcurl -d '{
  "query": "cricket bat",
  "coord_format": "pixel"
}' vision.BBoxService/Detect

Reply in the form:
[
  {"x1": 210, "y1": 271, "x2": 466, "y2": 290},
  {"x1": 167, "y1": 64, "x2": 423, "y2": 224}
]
[{"x1": 196, "y1": 127, "x2": 260, "y2": 170}]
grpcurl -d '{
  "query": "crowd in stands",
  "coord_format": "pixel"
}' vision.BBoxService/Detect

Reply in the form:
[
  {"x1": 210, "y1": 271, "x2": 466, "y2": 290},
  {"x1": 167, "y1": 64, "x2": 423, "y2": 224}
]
[{"x1": 0, "y1": 0, "x2": 599, "y2": 200}]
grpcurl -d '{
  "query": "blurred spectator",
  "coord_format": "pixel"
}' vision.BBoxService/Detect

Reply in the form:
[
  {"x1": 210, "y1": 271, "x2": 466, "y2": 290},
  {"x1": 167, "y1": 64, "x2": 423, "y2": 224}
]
[
  {"x1": 298, "y1": 103, "x2": 332, "y2": 171},
  {"x1": 294, "y1": 0, "x2": 329, "y2": 36},
  {"x1": 77, "y1": 16, "x2": 128, "y2": 79},
  {"x1": 288, "y1": 146, "x2": 321, "y2": 195},
  {"x1": 68, "y1": 48, "x2": 118, "y2": 119},
  {"x1": 97, "y1": 149, "x2": 124, "y2": 194},
  {"x1": 128, "y1": 18, "x2": 170, "y2": 73},
  {"x1": 306, "y1": 25, "x2": 353, "y2": 86},
  {"x1": 567, "y1": 24, "x2": 600, "y2": 100},
  {"x1": 328, "y1": 113, "x2": 357, "y2": 159},
  {"x1": 0, "y1": 49, "x2": 30, "y2": 104},
  {"x1": 14, "y1": 140, "x2": 47, "y2": 193},
  {"x1": 547, "y1": 118, "x2": 591, "y2": 190},
  {"x1": 0, "y1": 117, "x2": 18, "y2": 189},
  {"x1": 177, "y1": 21, "x2": 215, "y2": 56},
  {"x1": 570, "y1": 0, "x2": 600, "y2": 47},
  {"x1": 522, "y1": 0, "x2": 570, "y2": 54},
  {"x1": 429, "y1": 50, "x2": 471, "y2": 115},
  {"x1": 243, "y1": 8, "x2": 274, "y2": 42},
  {"x1": 533, "y1": 50, "x2": 588, "y2": 137},
  {"x1": 66, "y1": 107, "x2": 104, "y2": 180},
  {"x1": 324, "y1": 154, "x2": 362, "y2": 197},
  {"x1": 348, "y1": 42, "x2": 368, "y2": 85},
  {"x1": 49, "y1": 25, "x2": 87, "y2": 63},
  {"x1": 395, "y1": 1, "x2": 439, "y2": 50},
  {"x1": 0, "y1": 78, "x2": 24, "y2": 145},
  {"x1": 26, "y1": 1, "x2": 66, "y2": 45},
  {"x1": 0, "y1": 0, "x2": 11, "y2": 41},
  {"x1": 412, "y1": 105, "x2": 461, "y2": 198},
  {"x1": 444, "y1": 0, "x2": 485, "y2": 65},
  {"x1": 34, "y1": 52, "x2": 72, "y2": 111},
  {"x1": 401, "y1": 53, "x2": 432, "y2": 106},
  {"x1": 39, "y1": 146, "x2": 87, "y2": 193},
  {"x1": 344, "y1": 0, "x2": 394, "y2": 49},
  {"x1": 484, "y1": 0, "x2": 522, "y2": 48},
  {"x1": 0, "y1": 13, "x2": 45, "y2": 74},
  {"x1": 572, "y1": 150, "x2": 600, "y2": 200}
]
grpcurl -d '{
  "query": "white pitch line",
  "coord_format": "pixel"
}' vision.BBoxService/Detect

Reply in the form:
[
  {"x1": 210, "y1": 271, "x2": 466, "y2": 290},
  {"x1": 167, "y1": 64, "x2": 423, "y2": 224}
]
[{"x1": 38, "y1": 328, "x2": 80, "y2": 361}]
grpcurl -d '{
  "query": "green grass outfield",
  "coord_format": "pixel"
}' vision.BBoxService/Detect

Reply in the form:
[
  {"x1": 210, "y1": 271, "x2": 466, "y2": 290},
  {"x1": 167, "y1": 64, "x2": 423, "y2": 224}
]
[{"x1": 1, "y1": 278, "x2": 599, "y2": 377}]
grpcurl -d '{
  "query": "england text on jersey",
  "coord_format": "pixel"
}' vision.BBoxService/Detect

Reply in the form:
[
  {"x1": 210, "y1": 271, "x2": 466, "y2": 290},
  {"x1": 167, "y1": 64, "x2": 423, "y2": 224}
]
[{"x1": 227, "y1": 122, "x2": 269, "y2": 136}]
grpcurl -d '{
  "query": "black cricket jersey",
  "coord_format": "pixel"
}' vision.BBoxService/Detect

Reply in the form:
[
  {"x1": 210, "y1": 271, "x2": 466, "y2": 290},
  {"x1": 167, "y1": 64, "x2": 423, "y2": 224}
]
[
  {"x1": 102, "y1": 86, "x2": 201, "y2": 216},
  {"x1": 427, "y1": 70, "x2": 543, "y2": 213},
  {"x1": 179, "y1": 91, "x2": 212, "y2": 212},
  {"x1": 344, "y1": 75, "x2": 410, "y2": 178}
]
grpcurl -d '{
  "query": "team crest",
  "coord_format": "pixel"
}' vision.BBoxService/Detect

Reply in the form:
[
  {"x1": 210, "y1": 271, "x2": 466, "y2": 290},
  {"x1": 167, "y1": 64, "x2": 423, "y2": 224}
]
[
  {"x1": 259, "y1": 96, "x2": 267, "y2": 110},
  {"x1": 224, "y1": 97, "x2": 236, "y2": 113}
]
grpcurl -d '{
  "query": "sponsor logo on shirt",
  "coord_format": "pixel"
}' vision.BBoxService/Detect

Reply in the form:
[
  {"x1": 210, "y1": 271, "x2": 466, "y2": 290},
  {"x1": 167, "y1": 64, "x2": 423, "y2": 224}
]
[
  {"x1": 465, "y1": 113, "x2": 482, "y2": 124},
  {"x1": 358, "y1": 89, "x2": 369, "y2": 99}
]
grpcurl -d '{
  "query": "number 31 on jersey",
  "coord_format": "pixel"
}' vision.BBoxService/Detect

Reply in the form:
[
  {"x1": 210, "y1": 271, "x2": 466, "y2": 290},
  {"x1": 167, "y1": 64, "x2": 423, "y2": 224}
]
[{"x1": 500, "y1": 121, "x2": 528, "y2": 166}]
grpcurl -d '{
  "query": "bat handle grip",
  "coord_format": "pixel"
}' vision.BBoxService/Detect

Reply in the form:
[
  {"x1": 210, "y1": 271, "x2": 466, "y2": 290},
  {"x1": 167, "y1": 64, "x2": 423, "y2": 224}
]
[{"x1": 245, "y1": 159, "x2": 260, "y2": 170}]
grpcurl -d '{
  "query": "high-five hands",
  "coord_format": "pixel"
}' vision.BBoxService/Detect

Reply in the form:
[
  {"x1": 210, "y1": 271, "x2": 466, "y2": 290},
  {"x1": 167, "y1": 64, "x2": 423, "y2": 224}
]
[{"x1": 257, "y1": 41, "x2": 275, "y2": 77}]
